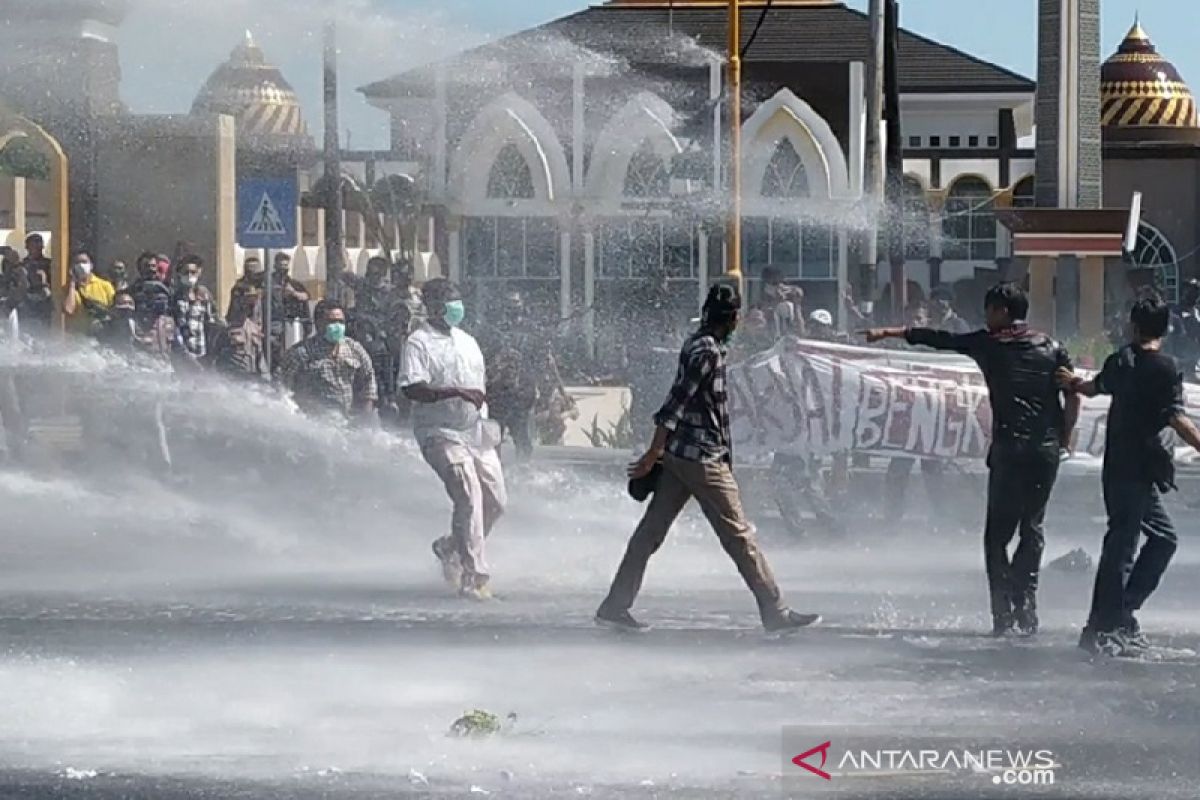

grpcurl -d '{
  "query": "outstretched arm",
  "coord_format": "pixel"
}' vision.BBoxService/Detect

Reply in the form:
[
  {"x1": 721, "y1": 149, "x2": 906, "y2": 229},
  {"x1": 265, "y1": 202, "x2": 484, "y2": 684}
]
[
  {"x1": 1170, "y1": 414, "x2": 1200, "y2": 452},
  {"x1": 1056, "y1": 367, "x2": 1100, "y2": 398}
]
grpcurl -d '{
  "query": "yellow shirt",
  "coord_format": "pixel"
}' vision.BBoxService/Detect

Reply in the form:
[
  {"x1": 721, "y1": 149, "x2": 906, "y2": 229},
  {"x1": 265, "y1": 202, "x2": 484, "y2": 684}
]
[{"x1": 67, "y1": 276, "x2": 116, "y2": 334}]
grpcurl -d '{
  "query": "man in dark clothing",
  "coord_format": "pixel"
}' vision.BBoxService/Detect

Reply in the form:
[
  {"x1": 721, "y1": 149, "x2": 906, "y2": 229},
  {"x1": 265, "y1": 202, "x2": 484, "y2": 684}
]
[
  {"x1": 1059, "y1": 293, "x2": 1200, "y2": 656},
  {"x1": 227, "y1": 256, "x2": 266, "y2": 326},
  {"x1": 929, "y1": 286, "x2": 971, "y2": 334},
  {"x1": 1168, "y1": 279, "x2": 1200, "y2": 382},
  {"x1": 129, "y1": 252, "x2": 173, "y2": 333},
  {"x1": 864, "y1": 282, "x2": 1081, "y2": 636},
  {"x1": 596, "y1": 283, "x2": 821, "y2": 633},
  {"x1": 18, "y1": 234, "x2": 52, "y2": 333}
]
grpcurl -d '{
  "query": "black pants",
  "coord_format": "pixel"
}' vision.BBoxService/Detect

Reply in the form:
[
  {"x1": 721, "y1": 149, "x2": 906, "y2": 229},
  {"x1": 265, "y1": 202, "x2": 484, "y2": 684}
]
[
  {"x1": 984, "y1": 444, "x2": 1060, "y2": 624},
  {"x1": 1087, "y1": 476, "x2": 1178, "y2": 634},
  {"x1": 884, "y1": 457, "x2": 945, "y2": 517},
  {"x1": 494, "y1": 404, "x2": 534, "y2": 461}
]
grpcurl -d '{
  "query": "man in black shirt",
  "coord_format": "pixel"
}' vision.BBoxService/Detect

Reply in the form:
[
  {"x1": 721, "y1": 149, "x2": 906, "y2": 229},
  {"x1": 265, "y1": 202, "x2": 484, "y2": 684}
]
[
  {"x1": 864, "y1": 283, "x2": 1081, "y2": 636},
  {"x1": 1059, "y1": 292, "x2": 1200, "y2": 656}
]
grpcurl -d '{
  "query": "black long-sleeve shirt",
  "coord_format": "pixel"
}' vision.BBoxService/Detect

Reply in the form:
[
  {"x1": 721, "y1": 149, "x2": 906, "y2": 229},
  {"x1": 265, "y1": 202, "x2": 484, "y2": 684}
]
[{"x1": 906, "y1": 323, "x2": 1072, "y2": 450}]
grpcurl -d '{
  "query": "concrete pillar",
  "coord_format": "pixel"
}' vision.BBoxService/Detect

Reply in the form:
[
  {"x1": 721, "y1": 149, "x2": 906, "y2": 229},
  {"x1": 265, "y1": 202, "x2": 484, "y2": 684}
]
[
  {"x1": 214, "y1": 114, "x2": 238, "y2": 306},
  {"x1": 560, "y1": 230, "x2": 571, "y2": 323},
  {"x1": 11, "y1": 176, "x2": 26, "y2": 240},
  {"x1": 447, "y1": 216, "x2": 461, "y2": 282},
  {"x1": 584, "y1": 231, "x2": 596, "y2": 359},
  {"x1": 1029, "y1": 256, "x2": 1057, "y2": 333},
  {"x1": 1079, "y1": 255, "x2": 1105, "y2": 339}
]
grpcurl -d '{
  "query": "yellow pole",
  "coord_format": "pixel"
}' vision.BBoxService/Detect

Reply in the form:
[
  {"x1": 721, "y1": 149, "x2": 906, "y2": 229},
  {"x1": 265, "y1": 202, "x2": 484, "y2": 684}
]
[{"x1": 726, "y1": 0, "x2": 742, "y2": 282}]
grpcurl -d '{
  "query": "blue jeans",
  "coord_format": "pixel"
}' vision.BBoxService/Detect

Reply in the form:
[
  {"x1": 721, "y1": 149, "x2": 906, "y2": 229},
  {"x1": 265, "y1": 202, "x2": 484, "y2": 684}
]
[{"x1": 1087, "y1": 476, "x2": 1178, "y2": 633}]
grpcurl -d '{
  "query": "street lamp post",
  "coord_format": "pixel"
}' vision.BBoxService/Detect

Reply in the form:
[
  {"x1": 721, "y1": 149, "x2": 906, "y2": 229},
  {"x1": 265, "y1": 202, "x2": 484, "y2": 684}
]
[{"x1": 726, "y1": 0, "x2": 742, "y2": 283}]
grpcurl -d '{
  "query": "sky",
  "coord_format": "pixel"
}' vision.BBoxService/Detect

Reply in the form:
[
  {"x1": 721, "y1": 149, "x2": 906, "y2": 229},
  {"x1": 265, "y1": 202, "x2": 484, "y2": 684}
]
[{"x1": 117, "y1": 0, "x2": 1200, "y2": 150}]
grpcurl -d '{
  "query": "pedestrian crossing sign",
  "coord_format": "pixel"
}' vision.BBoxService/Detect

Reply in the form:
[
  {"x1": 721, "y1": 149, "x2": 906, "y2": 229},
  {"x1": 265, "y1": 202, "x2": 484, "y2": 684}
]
[{"x1": 237, "y1": 178, "x2": 298, "y2": 248}]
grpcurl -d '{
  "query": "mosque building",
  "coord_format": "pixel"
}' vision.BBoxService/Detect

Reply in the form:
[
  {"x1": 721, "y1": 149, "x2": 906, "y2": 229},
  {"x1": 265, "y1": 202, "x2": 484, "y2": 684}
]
[
  {"x1": 359, "y1": 0, "x2": 1200, "y2": 348},
  {"x1": 2, "y1": 0, "x2": 1198, "y2": 337}
]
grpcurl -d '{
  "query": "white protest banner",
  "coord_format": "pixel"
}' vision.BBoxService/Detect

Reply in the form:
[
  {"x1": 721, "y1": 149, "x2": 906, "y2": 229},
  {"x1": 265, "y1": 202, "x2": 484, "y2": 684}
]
[{"x1": 727, "y1": 338, "x2": 1200, "y2": 467}]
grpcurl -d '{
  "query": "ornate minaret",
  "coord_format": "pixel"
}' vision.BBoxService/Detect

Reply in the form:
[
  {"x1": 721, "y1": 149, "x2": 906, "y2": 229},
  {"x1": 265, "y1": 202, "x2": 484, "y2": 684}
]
[{"x1": 1035, "y1": 0, "x2": 1103, "y2": 209}]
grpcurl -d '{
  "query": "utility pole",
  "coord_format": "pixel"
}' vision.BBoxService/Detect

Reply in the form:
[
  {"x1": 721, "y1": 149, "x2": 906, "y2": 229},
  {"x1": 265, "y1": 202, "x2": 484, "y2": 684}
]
[
  {"x1": 323, "y1": 19, "x2": 345, "y2": 298},
  {"x1": 884, "y1": 0, "x2": 906, "y2": 321},
  {"x1": 861, "y1": 0, "x2": 885, "y2": 316},
  {"x1": 726, "y1": 0, "x2": 742, "y2": 282}
]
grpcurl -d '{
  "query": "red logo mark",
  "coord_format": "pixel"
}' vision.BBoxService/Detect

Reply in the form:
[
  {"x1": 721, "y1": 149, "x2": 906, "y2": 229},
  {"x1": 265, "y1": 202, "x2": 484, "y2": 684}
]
[{"x1": 792, "y1": 741, "x2": 833, "y2": 780}]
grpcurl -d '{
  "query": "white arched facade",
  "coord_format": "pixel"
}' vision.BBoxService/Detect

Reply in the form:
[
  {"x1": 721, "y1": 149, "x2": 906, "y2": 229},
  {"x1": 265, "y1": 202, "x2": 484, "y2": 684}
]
[
  {"x1": 742, "y1": 88, "x2": 851, "y2": 214},
  {"x1": 586, "y1": 92, "x2": 682, "y2": 209},
  {"x1": 740, "y1": 89, "x2": 851, "y2": 321},
  {"x1": 448, "y1": 92, "x2": 572, "y2": 217},
  {"x1": 449, "y1": 92, "x2": 572, "y2": 326}
]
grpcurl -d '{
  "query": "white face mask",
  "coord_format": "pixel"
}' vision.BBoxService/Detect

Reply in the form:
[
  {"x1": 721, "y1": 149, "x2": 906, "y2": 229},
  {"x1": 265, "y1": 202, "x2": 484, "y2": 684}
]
[
  {"x1": 72, "y1": 262, "x2": 92, "y2": 280},
  {"x1": 185, "y1": 275, "x2": 199, "y2": 288}
]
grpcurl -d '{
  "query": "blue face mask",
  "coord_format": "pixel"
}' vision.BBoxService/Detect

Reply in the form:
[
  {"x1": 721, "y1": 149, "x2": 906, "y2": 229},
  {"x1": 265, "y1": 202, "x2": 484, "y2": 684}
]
[
  {"x1": 443, "y1": 300, "x2": 466, "y2": 328},
  {"x1": 324, "y1": 322, "x2": 346, "y2": 344}
]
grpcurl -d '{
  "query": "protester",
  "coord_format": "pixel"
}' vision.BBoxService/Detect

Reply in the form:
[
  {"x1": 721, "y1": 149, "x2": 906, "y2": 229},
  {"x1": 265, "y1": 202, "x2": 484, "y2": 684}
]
[
  {"x1": 807, "y1": 309, "x2": 849, "y2": 343},
  {"x1": 129, "y1": 251, "x2": 173, "y2": 335},
  {"x1": 400, "y1": 278, "x2": 506, "y2": 601},
  {"x1": 18, "y1": 235, "x2": 52, "y2": 333},
  {"x1": 279, "y1": 300, "x2": 377, "y2": 421},
  {"x1": 596, "y1": 282, "x2": 821, "y2": 632},
  {"x1": 482, "y1": 289, "x2": 570, "y2": 461},
  {"x1": 1168, "y1": 279, "x2": 1200, "y2": 382},
  {"x1": 211, "y1": 317, "x2": 265, "y2": 381},
  {"x1": 95, "y1": 291, "x2": 139, "y2": 354},
  {"x1": 1059, "y1": 292, "x2": 1200, "y2": 656},
  {"x1": 758, "y1": 266, "x2": 805, "y2": 338},
  {"x1": 62, "y1": 251, "x2": 115, "y2": 336},
  {"x1": 101, "y1": 259, "x2": 130, "y2": 292},
  {"x1": 227, "y1": 256, "x2": 265, "y2": 326},
  {"x1": 1, "y1": 246, "x2": 28, "y2": 328},
  {"x1": 171, "y1": 255, "x2": 219, "y2": 364},
  {"x1": 346, "y1": 257, "x2": 398, "y2": 419},
  {"x1": 270, "y1": 251, "x2": 310, "y2": 324},
  {"x1": 864, "y1": 282, "x2": 1080, "y2": 636},
  {"x1": 929, "y1": 286, "x2": 971, "y2": 334},
  {"x1": 268, "y1": 252, "x2": 311, "y2": 370}
]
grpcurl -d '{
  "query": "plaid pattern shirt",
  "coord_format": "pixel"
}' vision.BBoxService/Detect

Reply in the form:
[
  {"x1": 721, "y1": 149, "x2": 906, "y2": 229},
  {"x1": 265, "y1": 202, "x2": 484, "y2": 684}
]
[
  {"x1": 280, "y1": 336, "x2": 378, "y2": 418},
  {"x1": 654, "y1": 331, "x2": 732, "y2": 464}
]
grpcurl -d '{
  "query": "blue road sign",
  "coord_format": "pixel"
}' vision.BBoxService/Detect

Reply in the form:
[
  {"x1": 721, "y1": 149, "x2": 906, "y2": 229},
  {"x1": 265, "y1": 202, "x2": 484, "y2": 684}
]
[{"x1": 237, "y1": 178, "x2": 298, "y2": 249}]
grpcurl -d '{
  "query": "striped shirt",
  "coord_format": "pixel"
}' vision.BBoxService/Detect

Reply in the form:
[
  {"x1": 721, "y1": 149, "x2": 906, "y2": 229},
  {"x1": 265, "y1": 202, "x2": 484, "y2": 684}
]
[{"x1": 653, "y1": 331, "x2": 732, "y2": 464}]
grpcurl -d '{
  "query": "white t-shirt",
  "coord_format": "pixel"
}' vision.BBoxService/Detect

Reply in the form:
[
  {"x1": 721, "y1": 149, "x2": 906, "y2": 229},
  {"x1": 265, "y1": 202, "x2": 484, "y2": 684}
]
[{"x1": 400, "y1": 323, "x2": 488, "y2": 445}]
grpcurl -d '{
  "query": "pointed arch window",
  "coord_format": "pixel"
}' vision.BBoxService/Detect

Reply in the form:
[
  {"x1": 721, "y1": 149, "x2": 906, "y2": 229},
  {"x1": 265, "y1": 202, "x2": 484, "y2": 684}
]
[
  {"x1": 1131, "y1": 223, "x2": 1180, "y2": 303},
  {"x1": 761, "y1": 138, "x2": 810, "y2": 198},
  {"x1": 623, "y1": 139, "x2": 670, "y2": 198},
  {"x1": 486, "y1": 143, "x2": 535, "y2": 199}
]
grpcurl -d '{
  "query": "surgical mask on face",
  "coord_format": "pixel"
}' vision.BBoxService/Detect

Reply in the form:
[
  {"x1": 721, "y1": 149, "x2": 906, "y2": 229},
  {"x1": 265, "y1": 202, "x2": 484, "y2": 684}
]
[
  {"x1": 72, "y1": 262, "x2": 92, "y2": 280},
  {"x1": 443, "y1": 300, "x2": 466, "y2": 328},
  {"x1": 324, "y1": 322, "x2": 346, "y2": 344},
  {"x1": 184, "y1": 274, "x2": 199, "y2": 288}
]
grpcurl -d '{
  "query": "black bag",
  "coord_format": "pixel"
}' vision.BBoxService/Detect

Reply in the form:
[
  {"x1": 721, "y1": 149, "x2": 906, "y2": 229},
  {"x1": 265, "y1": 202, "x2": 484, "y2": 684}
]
[{"x1": 627, "y1": 462, "x2": 663, "y2": 502}]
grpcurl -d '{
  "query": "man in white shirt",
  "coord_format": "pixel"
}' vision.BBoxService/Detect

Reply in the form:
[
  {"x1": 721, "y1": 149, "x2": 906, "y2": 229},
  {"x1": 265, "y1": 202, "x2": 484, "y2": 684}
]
[{"x1": 400, "y1": 279, "x2": 507, "y2": 599}]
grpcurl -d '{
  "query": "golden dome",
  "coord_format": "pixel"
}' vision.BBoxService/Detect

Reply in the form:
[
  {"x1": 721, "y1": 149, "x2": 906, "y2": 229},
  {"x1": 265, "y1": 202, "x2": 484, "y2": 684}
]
[
  {"x1": 1100, "y1": 19, "x2": 1197, "y2": 130},
  {"x1": 192, "y1": 31, "x2": 310, "y2": 149}
]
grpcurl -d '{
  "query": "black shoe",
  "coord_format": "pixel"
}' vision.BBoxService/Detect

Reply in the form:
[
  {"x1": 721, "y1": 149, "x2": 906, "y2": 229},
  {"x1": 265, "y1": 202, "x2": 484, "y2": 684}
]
[
  {"x1": 1121, "y1": 617, "x2": 1150, "y2": 650},
  {"x1": 1014, "y1": 607, "x2": 1039, "y2": 636},
  {"x1": 992, "y1": 614, "x2": 1015, "y2": 638},
  {"x1": 764, "y1": 609, "x2": 821, "y2": 632},
  {"x1": 595, "y1": 607, "x2": 649, "y2": 632}
]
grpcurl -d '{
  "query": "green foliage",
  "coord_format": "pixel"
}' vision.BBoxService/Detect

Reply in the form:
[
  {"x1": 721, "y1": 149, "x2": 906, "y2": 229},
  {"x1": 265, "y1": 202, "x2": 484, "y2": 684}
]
[
  {"x1": 448, "y1": 709, "x2": 517, "y2": 739},
  {"x1": 0, "y1": 138, "x2": 50, "y2": 179},
  {"x1": 585, "y1": 401, "x2": 634, "y2": 449}
]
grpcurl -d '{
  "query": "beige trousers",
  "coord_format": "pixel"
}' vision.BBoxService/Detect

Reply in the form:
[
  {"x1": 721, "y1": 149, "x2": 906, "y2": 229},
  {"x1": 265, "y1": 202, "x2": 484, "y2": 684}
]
[
  {"x1": 600, "y1": 452, "x2": 787, "y2": 623},
  {"x1": 421, "y1": 438, "x2": 507, "y2": 582}
]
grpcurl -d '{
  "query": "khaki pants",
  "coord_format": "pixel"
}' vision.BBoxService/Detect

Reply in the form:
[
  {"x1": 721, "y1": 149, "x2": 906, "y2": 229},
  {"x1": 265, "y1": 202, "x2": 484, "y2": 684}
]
[
  {"x1": 421, "y1": 438, "x2": 507, "y2": 583},
  {"x1": 600, "y1": 452, "x2": 787, "y2": 623}
]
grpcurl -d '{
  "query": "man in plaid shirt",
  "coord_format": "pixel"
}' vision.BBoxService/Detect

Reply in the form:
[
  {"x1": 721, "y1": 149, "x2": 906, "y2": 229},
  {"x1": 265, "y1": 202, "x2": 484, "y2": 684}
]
[
  {"x1": 280, "y1": 301, "x2": 377, "y2": 420},
  {"x1": 596, "y1": 283, "x2": 820, "y2": 633}
]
